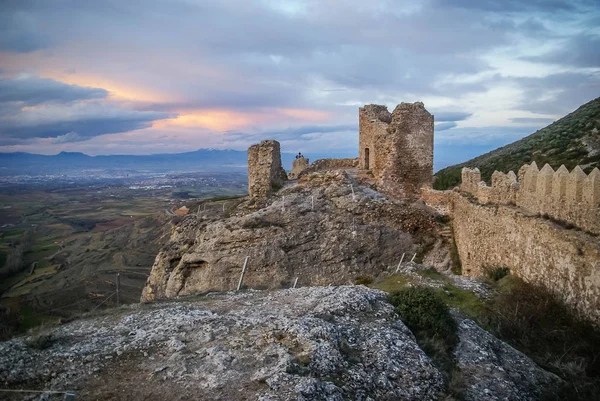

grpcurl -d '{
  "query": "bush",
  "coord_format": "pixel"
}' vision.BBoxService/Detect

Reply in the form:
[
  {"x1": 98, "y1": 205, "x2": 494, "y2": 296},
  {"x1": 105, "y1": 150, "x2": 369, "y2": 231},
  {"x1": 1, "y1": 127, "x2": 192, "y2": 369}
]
[
  {"x1": 388, "y1": 286, "x2": 457, "y2": 347},
  {"x1": 354, "y1": 276, "x2": 373, "y2": 285},
  {"x1": 482, "y1": 276, "x2": 600, "y2": 400},
  {"x1": 388, "y1": 286, "x2": 458, "y2": 383}
]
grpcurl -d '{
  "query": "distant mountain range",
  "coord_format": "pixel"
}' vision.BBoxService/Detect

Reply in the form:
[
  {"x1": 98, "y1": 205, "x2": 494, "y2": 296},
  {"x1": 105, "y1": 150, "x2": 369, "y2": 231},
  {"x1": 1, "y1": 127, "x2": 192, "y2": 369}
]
[
  {"x1": 0, "y1": 149, "x2": 350, "y2": 176},
  {"x1": 434, "y1": 97, "x2": 600, "y2": 190}
]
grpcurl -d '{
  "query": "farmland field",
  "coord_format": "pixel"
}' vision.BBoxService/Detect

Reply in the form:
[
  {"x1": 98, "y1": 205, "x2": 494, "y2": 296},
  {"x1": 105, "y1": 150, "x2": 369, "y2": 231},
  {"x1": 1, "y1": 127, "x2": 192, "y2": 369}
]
[{"x1": 0, "y1": 171, "x2": 247, "y2": 338}]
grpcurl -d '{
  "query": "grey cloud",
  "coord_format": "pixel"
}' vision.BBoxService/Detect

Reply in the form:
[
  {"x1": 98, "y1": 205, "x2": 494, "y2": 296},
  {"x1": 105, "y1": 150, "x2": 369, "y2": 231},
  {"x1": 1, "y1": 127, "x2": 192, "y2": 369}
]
[
  {"x1": 524, "y1": 34, "x2": 600, "y2": 68},
  {"x1": 435, "y1": 125, "x2": 541, "y2": 144},
  {"x1": 0, "y1": 77, "x2": 108, "y2": 105},
  {"x1": 433, "y1": 112, "x2": 473, "y2": 122},
  {"x1": 51, "y1": 132, "x2": 86, "y2": 144},
  {"x1": 509, "y1": 117, "x2": 555, "y2": 124},
  {"x1": 435, "y1": 122, "x2": 457, "y2": 131},
  {"x1": 0, "y1": 100, "x2": 173, "y2": 141},
  {"x1": 0, "y1": 8, "x2": 52, "y2": 52},
  {"x1": 435, "y1": 0, "x2": 580, "y2": 12},
  {"x1": 514, "y1": 72, "x2": 600, "y2": 114},
  {"x1": 224, "y1": 124, "x2": 357, "y2": 144}
]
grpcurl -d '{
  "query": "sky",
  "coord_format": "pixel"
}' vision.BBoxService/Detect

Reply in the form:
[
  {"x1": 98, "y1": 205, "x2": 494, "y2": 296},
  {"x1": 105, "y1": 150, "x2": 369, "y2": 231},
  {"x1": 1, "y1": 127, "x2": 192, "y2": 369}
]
[{"x1": 0, "y1": 0, "x2": 599, "y2": 169}]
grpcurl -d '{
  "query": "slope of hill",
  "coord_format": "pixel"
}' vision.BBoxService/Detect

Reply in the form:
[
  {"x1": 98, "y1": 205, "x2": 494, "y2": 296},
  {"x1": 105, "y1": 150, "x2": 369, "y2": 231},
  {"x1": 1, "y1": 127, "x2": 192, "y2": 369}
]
[{"x1": 434, "y1": 97, "x2": 600, "y2": 190}]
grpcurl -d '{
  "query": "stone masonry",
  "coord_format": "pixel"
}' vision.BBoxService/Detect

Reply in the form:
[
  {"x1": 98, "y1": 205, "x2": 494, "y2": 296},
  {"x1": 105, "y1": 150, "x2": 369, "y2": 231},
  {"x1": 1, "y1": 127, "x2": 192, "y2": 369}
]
[
  {"x1": 359, "y1": 102, "x2": 434, "y2": 197},
  {"x1": 247, "y1": 140, "x2": 287, "y2": 199},
  {"x1": 452, "y1": 162, "x2": 600, "y2": 324},
  {"x1": 288, "y1": 156, "x2": 309, "y2": 179}
]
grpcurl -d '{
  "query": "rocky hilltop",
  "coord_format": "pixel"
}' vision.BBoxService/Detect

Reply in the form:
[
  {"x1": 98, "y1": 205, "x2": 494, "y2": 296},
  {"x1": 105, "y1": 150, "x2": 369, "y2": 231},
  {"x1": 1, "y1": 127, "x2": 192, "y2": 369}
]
[
  {"x1": 0, "y1": 285, "x2": 558, "y2": 400},
  {"x1": 141, "y1": 170, "x2": 446, "y2": 302}
]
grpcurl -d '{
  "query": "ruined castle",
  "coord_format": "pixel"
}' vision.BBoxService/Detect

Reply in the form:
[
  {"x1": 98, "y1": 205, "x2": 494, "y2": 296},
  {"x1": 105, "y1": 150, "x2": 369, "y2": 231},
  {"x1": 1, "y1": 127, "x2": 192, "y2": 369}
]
[
  {"x1": 248, "y1": 101, "x2": 435, "y2": 199},
  {"x1": 359, "y1": 103, "x2": 434, "y2": 196},
  {"x1": 244, "y1": 101, "x2": 600, "y2": 324}
]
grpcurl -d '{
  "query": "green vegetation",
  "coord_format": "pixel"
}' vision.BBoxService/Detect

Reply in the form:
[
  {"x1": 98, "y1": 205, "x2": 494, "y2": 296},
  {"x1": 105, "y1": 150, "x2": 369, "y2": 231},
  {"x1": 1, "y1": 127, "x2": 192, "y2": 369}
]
[
  {"x1": 354, "y1": 275, "x2": 373, "y2": 285},
  {"x1": 434, "y1": 97, "x2": 600, "y2": 189},
  {"x1": 387, "y1": 286, "x2": 458, "y2": 384},
  {"x1": 373, "y1": 271, "x2": 600, "y2": 400}
]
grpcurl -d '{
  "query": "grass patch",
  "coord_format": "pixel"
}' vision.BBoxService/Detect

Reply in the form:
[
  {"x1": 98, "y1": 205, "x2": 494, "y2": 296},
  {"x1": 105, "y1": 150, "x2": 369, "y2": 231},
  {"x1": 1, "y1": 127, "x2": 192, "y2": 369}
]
[
  {"x1": 3, "y1": 229, "x2": 24, "y2": 238},
  {"x1": 437, "y1": 284, "x2": 487, "y2": 322},
  {"x1": 371, "y1": 274, "x2": 410, "y2": 293},
  {"x1": 417, "y1": 267, "x2": 447, "y2": 281},
  {"x1": 354, "y1": 275, "x2": 373, "y2": 285}
]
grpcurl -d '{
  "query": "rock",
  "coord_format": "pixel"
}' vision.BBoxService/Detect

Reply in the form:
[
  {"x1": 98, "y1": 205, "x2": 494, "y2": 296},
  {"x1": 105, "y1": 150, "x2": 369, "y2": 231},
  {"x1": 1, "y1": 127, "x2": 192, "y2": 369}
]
[
  {"x1": 454, "y1": 314, "x2": 562, "y2": 400},
  {"x1": 142, "y1": 170, "x2": 440, "y2": 302},
  {"x1": 0, "y1": 286, "x2": 445, "y2": 400}
]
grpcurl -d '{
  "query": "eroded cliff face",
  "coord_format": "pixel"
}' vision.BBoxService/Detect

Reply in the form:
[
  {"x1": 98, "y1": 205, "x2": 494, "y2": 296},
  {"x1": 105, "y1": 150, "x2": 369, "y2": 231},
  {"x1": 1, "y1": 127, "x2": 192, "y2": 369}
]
[{"x1": 142, "y1": 170, "x2": 442, "y2": 302}]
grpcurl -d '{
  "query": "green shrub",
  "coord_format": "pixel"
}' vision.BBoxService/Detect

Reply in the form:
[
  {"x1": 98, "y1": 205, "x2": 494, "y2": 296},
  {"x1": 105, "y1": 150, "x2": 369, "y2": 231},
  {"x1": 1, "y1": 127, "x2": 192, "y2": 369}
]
[
  {"x1": 388, "y1": 286, "x2": 457, "y2": 346},
  {"x1": 354, "y1": 276, "x2": 373, "y2": 285},
  {"x1": 388, "y1": 286, "x2": 458, "y2": 383}
]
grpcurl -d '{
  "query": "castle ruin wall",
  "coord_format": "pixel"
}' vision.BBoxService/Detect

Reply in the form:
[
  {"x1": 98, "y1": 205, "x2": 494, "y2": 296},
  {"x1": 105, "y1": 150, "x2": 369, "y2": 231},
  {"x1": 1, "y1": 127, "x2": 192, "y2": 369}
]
[
  {"x1": 359, "y1": 102, "x2": 434, "y2": 197},
  {"x1": 248, "y1": 140, "x2": 287, "y2": 199},
  {"x1": 289, "y1": 157, "x2": 310, "y2": 179},
  {"x1": 460, "y1": 164, "x2": 600, "y2": 235},
  {"x1": 452, "y1": 193, "x2": 600, "y2": 324}
]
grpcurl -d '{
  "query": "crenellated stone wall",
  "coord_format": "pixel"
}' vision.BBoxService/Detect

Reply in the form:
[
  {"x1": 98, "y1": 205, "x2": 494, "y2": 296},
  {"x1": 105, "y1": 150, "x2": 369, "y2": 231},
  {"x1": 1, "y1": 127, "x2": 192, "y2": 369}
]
[
  {"x1": 460, "y1": 163, "x2": 600, "y2": 235},
  {"x1": 451, "y1": 162, "x2": 600, "y2": 324},
  {"x1": 247, "y1": 140, "x2": 287, "y2": 199},
  {"x1": 359, "y1": 102, "x2": 434, "y2": 197},
  {"x1": 452, "y1": 194, "x2": 600, "y2": 324}
]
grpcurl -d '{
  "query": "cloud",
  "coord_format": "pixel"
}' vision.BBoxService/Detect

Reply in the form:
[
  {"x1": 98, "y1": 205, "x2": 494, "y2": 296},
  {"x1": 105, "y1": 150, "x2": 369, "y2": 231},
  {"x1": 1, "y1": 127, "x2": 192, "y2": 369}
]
[
  {"x1": 0, "y1": 0, "x2": 598, "y2": 156},
  {"x1": 509, "y1": 117, "x2": 555, "y2": 124},
  {"x1": 0, "y1": 76, "x2": 107, "y2": 105},
  {"x1": 514, "y1": 72, "x2": 600, "y2": 114},
  {"x1": 51, "y1": 132, "x2": 86, "y2": 144},
  {"x1": 433, "y1": 112, "x2": 473, "y2": 122},
  {"x1": 0, "y1": 101, "x2": 172, "y2": 140},
  {"x1": 524, "y1": 34, "x2": 600, "y2": 68},
  {"x1": 435, "y1": 122, "x2": 457, "y2": 131},
  {"x1": 224, "y1": 124, "x2": 357, "y2": 145},
  {"x1": 0, "y1": 76, "x2": 173, "y2": 143},
  {"x1": 435, "y1": 125, "x2": 541, "y2": 145}
]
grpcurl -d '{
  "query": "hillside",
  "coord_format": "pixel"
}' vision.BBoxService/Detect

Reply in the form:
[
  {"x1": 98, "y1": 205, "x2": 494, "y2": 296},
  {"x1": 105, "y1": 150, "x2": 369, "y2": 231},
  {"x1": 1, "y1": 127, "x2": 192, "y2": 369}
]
[{"x1": 434, "y1": 97, "x2": 600, "y2": 190}]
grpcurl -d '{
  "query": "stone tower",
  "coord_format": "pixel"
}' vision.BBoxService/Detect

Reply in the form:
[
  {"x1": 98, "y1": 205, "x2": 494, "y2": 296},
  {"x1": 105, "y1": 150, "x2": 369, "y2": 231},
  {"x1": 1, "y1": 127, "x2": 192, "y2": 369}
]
[
  {"x1": 247, "y1": 140, "x2": 287, "y2": 199},
  {"x1": 359, "y1": 102, "x2": 434, "y2": 196}
]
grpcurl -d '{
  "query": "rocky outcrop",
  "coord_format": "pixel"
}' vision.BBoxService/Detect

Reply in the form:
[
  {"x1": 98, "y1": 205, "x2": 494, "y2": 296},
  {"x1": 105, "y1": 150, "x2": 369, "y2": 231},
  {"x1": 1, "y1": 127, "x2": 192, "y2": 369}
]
[
  {"x1": 0, "y1": 286, "x2": 560, "y2": 401},
  {"x1": 248, "y1": 140, "x2": 287, "y2": 199},
  {"x1": 454, "y1": 314, "x2": 561, "y2": 400},
  {"x1": 141, "y1": 170, "x2": 441, "y2": 302}
]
